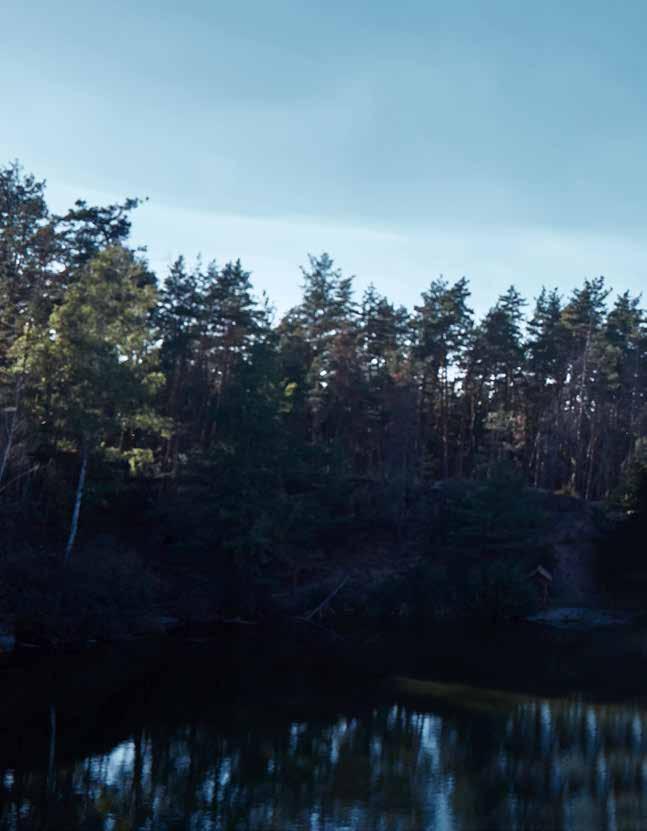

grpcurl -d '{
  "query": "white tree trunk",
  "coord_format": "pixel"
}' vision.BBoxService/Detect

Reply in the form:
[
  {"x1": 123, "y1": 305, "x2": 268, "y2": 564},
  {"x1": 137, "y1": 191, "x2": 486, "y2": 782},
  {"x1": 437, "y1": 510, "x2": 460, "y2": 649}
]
[
  {"x1": 0, "y1": 406, "x2": 17, "y2": 487},
  {"x1": 0, "y1": 378, "x2": 22, "y2": 488},
  {"x1": 64, "y1": 445, "x2": 88, "y2": 564}
]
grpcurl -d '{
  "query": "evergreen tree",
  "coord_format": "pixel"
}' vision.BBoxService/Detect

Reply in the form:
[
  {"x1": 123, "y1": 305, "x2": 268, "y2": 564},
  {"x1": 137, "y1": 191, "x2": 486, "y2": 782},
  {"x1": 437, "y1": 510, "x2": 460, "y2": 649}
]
[
  {"x1": 0, "y1": 163, "x2": 58, "y2": 486},
  {"x1": 463, "y1": 286, "x2": 526, "y2": 475},
  {"x1": 13, "y1": 246, "x2": 163, "y2": 560},
  {"x1": 358, "y1": 285, "x2": 410, "y2": 477},
  {"x1": 198, "y1": 258, "x2": 267, "y2": 450},
  {"x1": 286, "y1": 253, "x2": 358, "y2": 445},
  {"x1": 412, "y1": 277, "x2": 472, "y2": 478},
  {"x1": 156, "y1": 256, "x2": 206, "y2": 476},
  {"x1": 561, "y1": 277, "x2": 610, "y2": 494},
  {"x1": 525, "y1": 288, "x2": 568, "y2": 487}
]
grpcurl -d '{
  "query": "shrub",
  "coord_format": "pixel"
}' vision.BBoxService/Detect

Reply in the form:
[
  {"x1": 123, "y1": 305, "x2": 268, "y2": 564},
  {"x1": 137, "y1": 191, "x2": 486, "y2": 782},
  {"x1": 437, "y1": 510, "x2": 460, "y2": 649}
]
[
  {"x1": 464, "y1": 560, "x2": 538, "y2": 621},
  {"x1": 0, "y1": 545, "x2": 159, "y2": 644}
]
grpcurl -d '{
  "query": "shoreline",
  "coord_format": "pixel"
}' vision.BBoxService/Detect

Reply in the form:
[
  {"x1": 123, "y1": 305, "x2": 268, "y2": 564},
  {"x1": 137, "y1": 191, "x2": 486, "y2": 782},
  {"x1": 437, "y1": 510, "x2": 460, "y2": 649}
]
[{"x1": 3, "y1": 612, "x2": 647, "y2": 716}]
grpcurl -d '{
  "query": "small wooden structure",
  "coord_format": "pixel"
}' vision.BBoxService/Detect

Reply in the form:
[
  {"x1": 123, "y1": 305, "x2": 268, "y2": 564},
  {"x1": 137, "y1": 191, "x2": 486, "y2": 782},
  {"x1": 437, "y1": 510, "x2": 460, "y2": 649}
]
[{"x1": 528, "y1": 565, "x2": 553, "y2": 608}]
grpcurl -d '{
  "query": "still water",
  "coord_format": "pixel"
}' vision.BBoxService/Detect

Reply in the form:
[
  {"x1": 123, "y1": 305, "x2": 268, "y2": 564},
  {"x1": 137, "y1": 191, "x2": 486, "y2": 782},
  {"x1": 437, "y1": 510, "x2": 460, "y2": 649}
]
[{"x1": 2, "y1": 651, "x2": 647, "y2": 830}]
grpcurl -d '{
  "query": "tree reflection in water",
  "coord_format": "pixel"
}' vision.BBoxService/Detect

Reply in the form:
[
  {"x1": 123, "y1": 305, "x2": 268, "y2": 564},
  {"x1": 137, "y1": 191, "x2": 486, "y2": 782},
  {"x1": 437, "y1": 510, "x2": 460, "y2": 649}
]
[{"x1": 2, "y1": 689, "x2": 647, "y2": 830}]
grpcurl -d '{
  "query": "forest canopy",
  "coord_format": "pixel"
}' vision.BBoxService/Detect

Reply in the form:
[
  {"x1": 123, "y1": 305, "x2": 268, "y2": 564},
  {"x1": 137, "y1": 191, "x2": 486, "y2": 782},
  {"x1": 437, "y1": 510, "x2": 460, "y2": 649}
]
[{"x1": 0, "y1": 161, "x2": 646, "y2": 616}]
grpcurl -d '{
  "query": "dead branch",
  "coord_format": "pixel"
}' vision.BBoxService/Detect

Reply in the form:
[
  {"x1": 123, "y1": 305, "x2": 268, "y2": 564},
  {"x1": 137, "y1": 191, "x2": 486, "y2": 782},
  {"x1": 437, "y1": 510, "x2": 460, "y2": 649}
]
[{"x1": 303, "y1": 575, "x2": 349, "y2": 621}]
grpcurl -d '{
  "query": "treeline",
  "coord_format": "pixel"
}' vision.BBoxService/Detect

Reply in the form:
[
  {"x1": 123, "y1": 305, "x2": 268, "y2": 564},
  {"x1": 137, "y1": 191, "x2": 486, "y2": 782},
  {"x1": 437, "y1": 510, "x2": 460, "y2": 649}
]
[{"x1": 1, "y1": 161, "x2": 646, "y2": 574}]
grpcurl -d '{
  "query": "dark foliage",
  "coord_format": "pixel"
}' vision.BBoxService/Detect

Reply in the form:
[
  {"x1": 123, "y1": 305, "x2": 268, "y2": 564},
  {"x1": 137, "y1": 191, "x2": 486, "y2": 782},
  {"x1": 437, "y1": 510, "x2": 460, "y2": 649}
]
[{"x1": 0, "y1": 161, "x2": 645, "y2": 635}]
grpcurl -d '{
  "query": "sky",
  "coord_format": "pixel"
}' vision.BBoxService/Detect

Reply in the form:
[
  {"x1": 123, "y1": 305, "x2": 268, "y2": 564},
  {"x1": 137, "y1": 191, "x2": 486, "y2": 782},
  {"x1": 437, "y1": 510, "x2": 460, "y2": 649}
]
[{"x1": 2, "y1": 0, "x2": 646, "y2": 316}]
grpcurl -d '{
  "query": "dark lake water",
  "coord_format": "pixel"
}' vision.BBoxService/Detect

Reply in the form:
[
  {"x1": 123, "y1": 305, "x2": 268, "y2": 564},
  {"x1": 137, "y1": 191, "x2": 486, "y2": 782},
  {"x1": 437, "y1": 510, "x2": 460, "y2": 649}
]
[{"x1": 2, "y1": 642, "x2": 647, "y2": 830}]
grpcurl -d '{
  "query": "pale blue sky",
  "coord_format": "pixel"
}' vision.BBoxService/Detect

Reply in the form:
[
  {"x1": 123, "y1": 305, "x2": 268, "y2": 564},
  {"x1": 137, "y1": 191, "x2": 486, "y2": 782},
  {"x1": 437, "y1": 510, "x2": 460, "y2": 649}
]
[{"x1": 2, "y1": 0, "x2": 646, "y2": 314}]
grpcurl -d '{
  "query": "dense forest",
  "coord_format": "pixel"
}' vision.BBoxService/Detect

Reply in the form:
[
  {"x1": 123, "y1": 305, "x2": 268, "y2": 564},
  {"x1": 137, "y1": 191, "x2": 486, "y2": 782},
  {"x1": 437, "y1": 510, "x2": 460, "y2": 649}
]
[{"x1": 1, "y1": 161, "x2": 646, "y2": 639}]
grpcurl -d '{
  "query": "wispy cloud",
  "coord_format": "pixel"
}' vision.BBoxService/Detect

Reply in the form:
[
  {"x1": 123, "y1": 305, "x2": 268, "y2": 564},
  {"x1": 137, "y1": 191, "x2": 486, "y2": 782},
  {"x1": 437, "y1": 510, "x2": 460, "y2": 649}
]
[{"x1": 44, "y1": 181, "x2": 647, "y2": 316}]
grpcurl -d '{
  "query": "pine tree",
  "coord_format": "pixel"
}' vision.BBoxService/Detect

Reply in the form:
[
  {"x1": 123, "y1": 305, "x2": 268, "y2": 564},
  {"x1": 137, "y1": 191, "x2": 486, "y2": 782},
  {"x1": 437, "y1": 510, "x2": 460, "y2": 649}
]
[
  {"x1": 198, "y1": 259, "x2": 266, "y2": 450},
  {"x1": 411, "y1": 277, "x2": 472, "y2": 478},
  {"x1": 561, "y1": 277, "x2": 610, "y2": 494},
  {"x1": 156, "y1": 256, "x2": 204, "y2": 478},
  {"x1": 463, "y1": 286, "x2": 526, "y2": 475},
  {"x1": 525, "y1": 288, "x2": 568, "y2": 487},
  {"x1": 286, "y1": 253, "x2": 358, "y2": 445}
]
